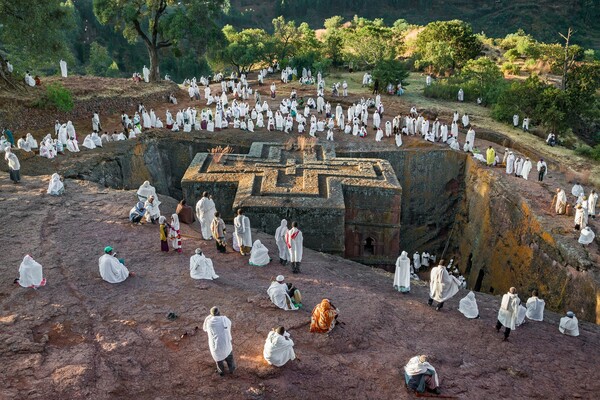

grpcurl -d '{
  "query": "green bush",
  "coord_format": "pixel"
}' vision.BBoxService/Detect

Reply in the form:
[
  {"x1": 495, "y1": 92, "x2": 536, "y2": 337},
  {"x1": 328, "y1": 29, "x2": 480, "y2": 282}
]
[
  {"x1": 501, "y1": 62, "x2": 520, "y2": 75},
  {"x1": 34, "y1": 83, "x2": 74, "y2": 112},
  {"x1": 575, "y1": 144, "x2": 600, "y2": 160}
]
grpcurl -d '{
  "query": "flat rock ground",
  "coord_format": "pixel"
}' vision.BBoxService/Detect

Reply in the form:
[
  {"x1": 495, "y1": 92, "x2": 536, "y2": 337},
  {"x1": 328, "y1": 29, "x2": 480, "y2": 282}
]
[{"x1": 0, "y1": 177, "x2": 599, "y2": 400}]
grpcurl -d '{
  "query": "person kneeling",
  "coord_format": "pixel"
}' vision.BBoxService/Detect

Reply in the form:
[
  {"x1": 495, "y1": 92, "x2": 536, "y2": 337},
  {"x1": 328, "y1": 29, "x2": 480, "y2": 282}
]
[
  {"x1": 404, "y1": 355, "x2": 441, "y2": 395},
  {"x1": 267, "y1": 275, "x2": 298, "y2": 310}
]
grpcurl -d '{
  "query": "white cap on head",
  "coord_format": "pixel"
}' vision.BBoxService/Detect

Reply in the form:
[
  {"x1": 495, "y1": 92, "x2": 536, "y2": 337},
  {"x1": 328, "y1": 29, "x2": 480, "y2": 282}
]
[{"x1": 276, "y1": 275, "x2": 285, "y2": 282}]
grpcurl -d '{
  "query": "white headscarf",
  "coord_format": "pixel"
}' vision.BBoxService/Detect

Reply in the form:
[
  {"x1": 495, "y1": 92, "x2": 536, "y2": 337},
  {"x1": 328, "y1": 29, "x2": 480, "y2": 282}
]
[
  {"x1": 249, "y1": 240, "x2": 270, "y2": 266},
  {"x1": 171, "y1": 213, "x2": 180, "y2": 231},
  {"x1": 18, "y1": 255, "x2": 45, "y2": 288},
  {"x1": 458, "y1": 291, "x2": 479, "y2": 318}
]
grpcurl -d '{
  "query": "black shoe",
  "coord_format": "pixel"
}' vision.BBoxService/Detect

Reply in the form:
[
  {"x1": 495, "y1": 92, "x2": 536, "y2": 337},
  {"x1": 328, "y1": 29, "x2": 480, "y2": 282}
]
[{"x1": 217, "y1": 369, "x2": 224, "y2": 376}]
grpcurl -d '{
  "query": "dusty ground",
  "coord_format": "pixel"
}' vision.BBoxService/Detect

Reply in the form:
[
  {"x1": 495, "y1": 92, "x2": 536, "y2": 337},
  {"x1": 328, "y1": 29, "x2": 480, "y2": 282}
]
[{"x1": 1, "y1": 177, "x2": 599, "y2": 400}]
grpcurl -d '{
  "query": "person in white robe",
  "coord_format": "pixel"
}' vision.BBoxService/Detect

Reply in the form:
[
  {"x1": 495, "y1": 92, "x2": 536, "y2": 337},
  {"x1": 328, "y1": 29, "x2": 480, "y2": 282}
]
[
  {"x1": 137, "y1": 181, "x2": 160, "y2": 204},
  {"x1": 395, "y1": 133, "x2": 403, "y2": 147},
  {"x1": 574, "y1": 204, "x2": 586, "y2": 230},
  {"x1": 275, "y1": 219, "x2": 289, "y2": 265},
  {"x1": 525, "y1": 290, "x2": 545, "y2": 321},
  {"x1": 47, "y1": 173, "x2": 64, "y2": 195},
  {"x1": 66, "y1": 138, "x2": 80, "y2": 152},
  {"x1": 465, "y1": 127, "x2": 475, "y2": 147},
  {"x1": 17, "y1": 137, "x2": 31, "y2": 152},
  {"x1": 267, "y1": 275, "x2": 298, "y2": 310},
  {"x1": 393, "y1": 251, "x2": 411, "y2": 293},
  {"x1": 536, "y1": 159, "x2": 547, "y2": 181},
  {"x1": 249, "y1": 240, "x2": 270, "y2": 266},
  {"x1": 588, "y1": 190, "x2": 598, "y2": 218},
  {"x1": 99, "y1": 246, "x2": 132, "y2": 283},
  {"x1": 195, "y1": 192, "x2": 216, "y2": 240},
  {"x1": 59, "y1": 59, "x2": 67, "y2": 77},
  {"x1": 458, "y1": 291, "x2": 479, "y2": 318},
  {"x1": 496, "y1": 287, "x2": 520, "y2": 341},
  {"x1": 17, "y1": 255, "x2": 46, "y2": 288},
  {"x1": 512, "y1": 114, "x2": 519, "y2": 127},
  {"x1": 457, "y1": 88, "x2": 464, "y2": 102},
  {"x1": 203, "y1": 307, "x2": 235, "y2": 375},
  {"x1": 404, "y1": 355, "x2": 441, "y2": 394},
  {"x1": 190, "y1": 248, "x2": 219, "y2": 280},
  {"x1": 25, "y1": 133, "x2": 38, "y2": 149},
  {"x1": 234, "y1": 208, "x2": 252, "y2": 255},
  {"x1": 516, "y1": 304, "x2": 528, "y2": 326},
  {"x1": 144, "y1": 195, "x2": 161, "y2": 224},
  {"x1": 428, "y1": 260, "x2": 459, "y2": 310},
  {"x1": 263, "y1": 326, "x2": 296, "y2": 367},
  {"x1": 142, "y1": 65, "x2": 150, "y2": 83},
  {"x1": 578, "y1": 226, "x2": 595, "y2": 245},
  {"x1": 82, "y1": 134, "x2": 96, "y2": 149},
  {"x1": 413, "y1": 252, "x2": 421, "y2": 271},
  {"x1": 25, "y1": 72, "x2": 35, "y2": 86},
  {"x1": 521, "y1": 158, "x2": 532, "y2": 180},
  {"x1": 571, "y1": 182, "x2": 584, "y2": 201},
  {"x1": 505, "y1": 152, "x2": 515, "y2": 174},
  {"x1": 559, "y1": 311, "x2": 579, "y2": 336},
  {"x1": 375, "y1": 128, "x2": 383, "y2": 142},
  {"x1": 91, "y1": 132, "x2": 102, "y2": 147},
  {"x1": 285, "y1": 222, "x2": 303, "y2": 273}
]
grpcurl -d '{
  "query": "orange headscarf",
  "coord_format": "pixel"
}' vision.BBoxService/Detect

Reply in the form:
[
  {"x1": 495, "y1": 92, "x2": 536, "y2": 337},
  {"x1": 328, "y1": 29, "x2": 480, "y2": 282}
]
[{"x1": 310, "y1": 299, "x2": 338, "y2": 333}]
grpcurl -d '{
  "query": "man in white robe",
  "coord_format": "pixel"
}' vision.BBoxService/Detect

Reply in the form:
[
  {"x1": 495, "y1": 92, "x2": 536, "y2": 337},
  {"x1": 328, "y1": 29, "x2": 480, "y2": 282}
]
[
  {"x1": 413, "y1": 252, "x2": 421, "y2": 271},
  {"x1": 404, "y1": 355, "x2": 441, "y2": 394},
  {"x1": 195, "y1": 192, "x2": 216, "y2": 240},
  {"x1": 190, "y1": 249, "x2": 218, "y2": 280},
  {"x1": 263, "y1": 326, "x2": 296, "y2": 367},
  {"x1": 267, "y1": 275, "x2": 298, "y2": 310},
  {"x1": 458, "y1": 291, "x2": 479, "y2": 318},
  {"x1": 496, "y1": 287, "x2": 520, "y2": 341},
  {"x1": 275, "y1": 219, "x2": 289, "y2": 265},
  {"x1": 505, "y1": 152, "x2": 515, "y2": 174},
  {"x1": 203, "y1": 307, "x2": 235, "y2": 375},
  {"x1": 393, "y1": 251, "x2": 411, "y2": 293},
  {"x1": 588, "y1": 190, "x2": 598, "y2": 218},
  {"x1": 525, "y1": 290, "x2": 545, "y2": 321},
  {"x1": 428, "y1": 260, "x2": 459, "y2": 310},
  {"x1": 99, "y1": 246, "x2": 132, "y2": 283},
  {"x1": 234, "y1": 208, "x2": 252, "y2": 255},
  {"x1": 17, "y1": 255, "x2": 46, "y2": 288},
  {"x1": 144, "y1": 195, "x2": 160, "y2": 224},
  {"x1": 559, "y1": 311, "x2": 579, "y2": 336},
  {"x1": 137, "y1": 181, "x2": 160, "y2": 204},
  {"x1": 457, "y1": 88, "x2": 464, "y2": 102},
  {"x1": 142, "y1": 65, "x2": 150, "y2": 83},
  {"x1": 285, "y1": 221, "x2": 303, "y2": 273},
  {"x1": 521, "y1": 158, "x2": 532, "y2": 180}
]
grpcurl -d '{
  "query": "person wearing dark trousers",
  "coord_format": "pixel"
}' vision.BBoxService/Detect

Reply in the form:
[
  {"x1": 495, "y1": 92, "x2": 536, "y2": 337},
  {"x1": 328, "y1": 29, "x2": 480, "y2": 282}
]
[{"x1": 496, "y1": 287, "x2": 520, "y2": 341}]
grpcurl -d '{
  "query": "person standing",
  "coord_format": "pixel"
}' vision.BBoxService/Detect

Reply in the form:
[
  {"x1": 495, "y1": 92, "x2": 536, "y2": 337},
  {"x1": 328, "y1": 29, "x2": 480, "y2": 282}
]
[
  {"x1": 486, "y1": 146, "x2": 496, "y2": 167},
  {"x1": 428, "y1": 259, "x2": 459, "y2": 311},
  {"x1": 275, "y1": 219, "x2": 289, "y2": 265},
  {"x1": 169, "y1": 214, "x2": 182, "y2": 253},
  {"x1": 234, "y1": 208, "x2": 252, "y2": 256},
  {"x1": 159, "y1": 216, "x2": 169, "y2": 253},
  {"x1": 285, "y1": 221, "x2": 303, "y2": 273},
  {"x1": 196, "y1": 192, "x2": 216, "y2": 240},
  {"x1": 210, "y1": 212, "x2": 227, "y2": 253},
  {"x1": 496, "y1": 287, "x2": 521, "y2": 341},
  {"x1": 536, "y1": 159, "x2": 547, "y2": 182},
  {"x1": 203, "y1": 307, "x2": 235, "y2": 376},
  {"x1": 4, "y1": 148, "x2": 20, "y2": 184},
  {"x1": 393, "y1": 251, "x2": 411, "y2": 293}
]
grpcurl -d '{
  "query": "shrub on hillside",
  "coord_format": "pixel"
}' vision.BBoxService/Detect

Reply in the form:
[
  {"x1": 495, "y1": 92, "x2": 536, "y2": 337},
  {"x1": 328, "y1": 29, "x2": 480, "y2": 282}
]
[
  {"x1": 575, "y1": 144, "x2": 600, "y2": 161},
  {"x1": 33, "y1": 83, "x2": 74, "y2": 112}
]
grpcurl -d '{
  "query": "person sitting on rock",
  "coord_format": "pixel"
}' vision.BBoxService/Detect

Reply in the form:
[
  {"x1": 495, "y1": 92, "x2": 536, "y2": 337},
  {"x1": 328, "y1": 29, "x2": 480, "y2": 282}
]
[
  {"x1": 267, "y1": 275, "x2": 298, "y2": 311},
  {"x1": 310, "y1": 299, "x2": 341, "y2": 334},
  {"x1": 559, "y1": 311, "x2": 579, "y2": 337},
  {"x1": 99, "y1": 246, "x2": 134, "y2": 283},
  {"x1": 525, "y1": 290, "x2": 545, "y2": 321},
  {"x1": 263, "y1": 326, "x2": 296, "y2": 367},
  {"x1": 404, "y1": 355, "x2": 441, "y2": 395}
]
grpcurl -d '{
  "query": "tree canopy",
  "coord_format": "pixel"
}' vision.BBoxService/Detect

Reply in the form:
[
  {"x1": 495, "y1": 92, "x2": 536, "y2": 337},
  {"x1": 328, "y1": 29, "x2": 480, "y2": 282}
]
[{"x1": 93, "y1": 0, "x2": 225, "y2": 81}]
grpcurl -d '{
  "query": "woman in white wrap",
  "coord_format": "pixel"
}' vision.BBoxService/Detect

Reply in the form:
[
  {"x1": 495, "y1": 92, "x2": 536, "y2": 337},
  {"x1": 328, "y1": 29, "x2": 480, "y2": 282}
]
[
  {"x1": 249, "y1": 240, "x2": 270, "y2": 266},
  {"x1": 274, "y1": 219, "x2": 289, "y2": 265},
  {"x1": 458, "y1": 291, "x2": 479, "y2": 318},
  {"x1": 98, "y1": 247, "x2": 131, "y2": 283},
  {"x1": 17, "y1": 255, "x2": 46, "y2": 288},
  {"x1": 47, "y1": 173, "x2": 64, "y2": 195},
  {"x1": 190, "y1": 249, "x2": 219, "y2": 280}
]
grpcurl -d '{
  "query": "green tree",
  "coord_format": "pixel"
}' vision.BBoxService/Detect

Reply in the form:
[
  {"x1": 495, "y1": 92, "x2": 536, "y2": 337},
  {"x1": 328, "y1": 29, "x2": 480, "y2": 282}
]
[
  {"x1": 343, "y1": 18, "x2": 395, "y2": 69},
  {"x1": 415, "y1": 20, "x2": 482, "y2": 73},
  {"x1": 371, "y1": 59, "x2": 409, "y2": 89},
  {"x1": 93, "y1": 0, "x2": 225, "y2": 82},
  {"x1": 322, "y1": 16, "x2": 345, "y2": 66},
  {"x1": 218, "y1": 26, "x2": 272, "y2": 74},
  {"x1": 460, "y1": 57, "x2": 504, "y2": 101},
  {"x1": 0, "y1": 0, "x2": 74, "y2": 88},
  {"x1": 86, "y1": 42, "x2": 115, "y2": 76}
]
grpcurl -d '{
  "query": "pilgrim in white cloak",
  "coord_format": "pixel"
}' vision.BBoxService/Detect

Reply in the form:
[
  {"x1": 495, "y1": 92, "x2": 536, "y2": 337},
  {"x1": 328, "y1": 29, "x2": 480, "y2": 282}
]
[
  {"x1": 203, "y1": 309, "x2": 234, "y2": 368},
  {"x1": 578, "y1": 227, "x2": 595, "y2": 245},
  {"x1": 196, "y1": 193, "x2": 217, "y2": 240},
  {"x1": 497, "y1": 288, "x2": 520, "y2": 331},
  {"x1": 394, "y1": 251, "x2": 411, "y2": 293},
  {"x1": 525, "y1": 293, "x2": 545, "y2": 321},
  {"x1": 505, "y1": 152, "x2": 515, "y2": 174},
  {"x1": 267, "y1": 275, "x2": 298, "y2": 310},
  {"x1": 59, "y1": 59, "x2": 68, "y2": 77},
  {"x1": 263, "y1": 328, "x2": 296, "y2": 367},
  {"x1": 82, "y1": 134, "x2": 96, "y2": 149},
  {"x1": 521, "y1": 158, "x2": 532, "y2": 180},
  {"x1": 18, "y1": 255, "x2": 46, "y2": 288},
  {"x1": 25, "y1": 133, "x2": 38, "y2": 149},
  {"x1": 99, "y1": 253, "x2": 130, "y2": 283},
  {"x1": 249, "y1": 240, "x2": 270, "y2": 266},
  {"x1": 190, "y1": 249, "x2": 219, "y2": 280},
  {"x1": 428, "y1": 262, "x2": 460, "y2": 309},
  {"x1": 559, "y1": 312, "x2": 579, "y2": 336},
  {"x1": 458, "y1": 291, "x2": 479, "y2": 318},
  {"x1": 137, "y1": 181, "x2": 161, "y2": 205},
  {"x1": 275, "y1": 219, "x2": 289, "y2": 265},
  {"x1": 285, "y1": 223, "x2": 303, "y2": 272},
  {"x1": 234, "y1": 211, "x2": 252, "y2": 254},
  {"x1": 47, "y1": 173, "x2": 64, "y2": 195}
]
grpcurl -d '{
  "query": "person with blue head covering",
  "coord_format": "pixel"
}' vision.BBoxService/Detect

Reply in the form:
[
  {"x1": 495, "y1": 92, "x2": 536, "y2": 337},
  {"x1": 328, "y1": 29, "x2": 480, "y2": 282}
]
[{"x1": 129, "y1": 201, "x2": 146, "y2": 224}]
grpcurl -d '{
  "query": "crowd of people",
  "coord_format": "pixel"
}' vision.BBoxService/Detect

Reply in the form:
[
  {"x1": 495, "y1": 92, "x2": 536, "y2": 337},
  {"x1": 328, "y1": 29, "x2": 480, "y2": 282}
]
[{"x1": 5, "y1": 62, "x2": 596, "y2": 397}]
